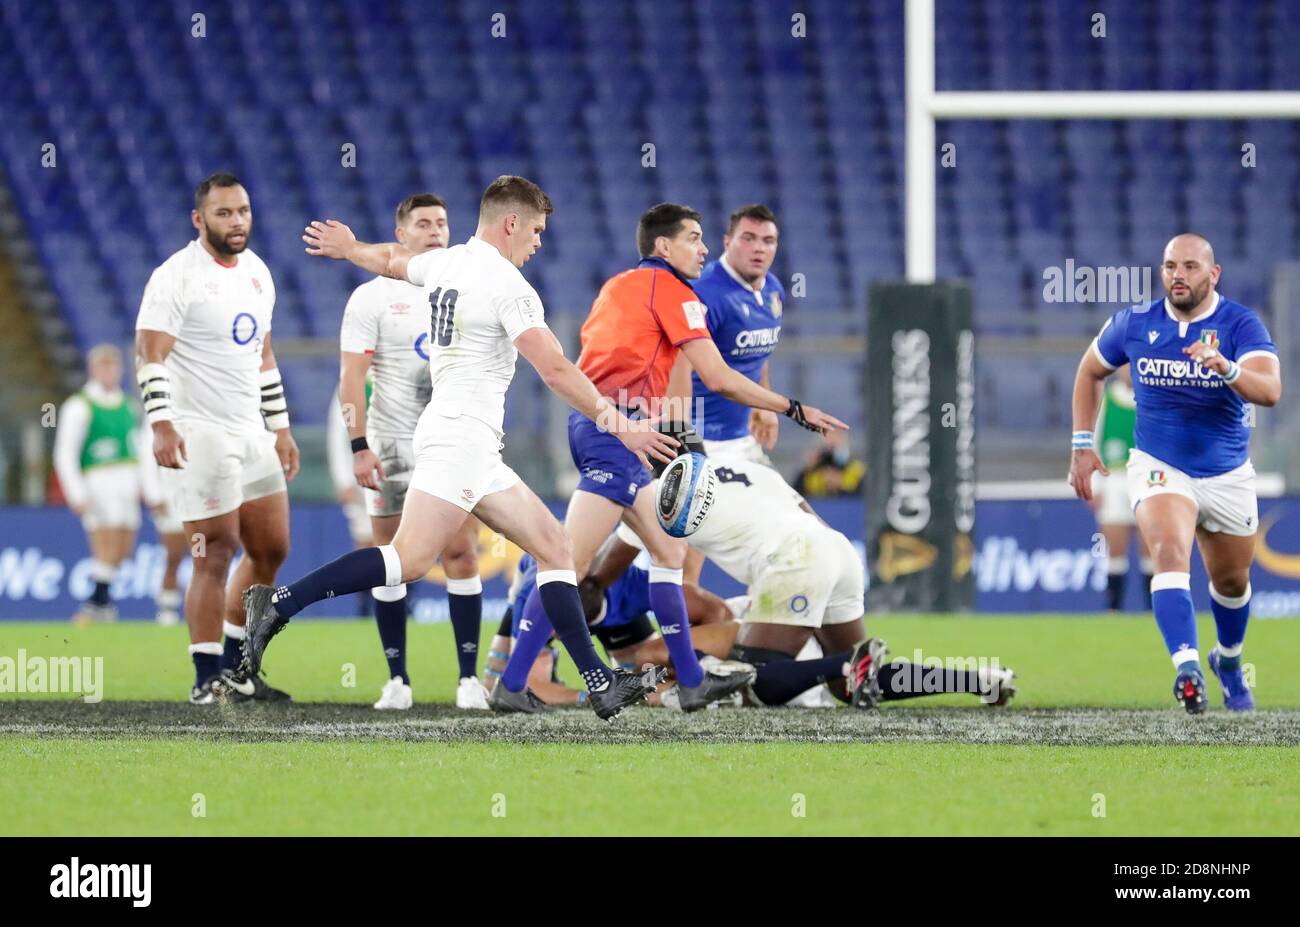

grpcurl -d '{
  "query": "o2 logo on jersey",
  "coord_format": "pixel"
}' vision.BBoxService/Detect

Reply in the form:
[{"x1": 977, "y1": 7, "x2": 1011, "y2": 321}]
[
  {"x1": 414, "y1": 332, "x2": 429, "y2": 361},
  {"x1": 790, "y1": 594, "x2": 809, "y2": 614},
  {"x1": 231, "y1": 312, "x2": 258, "y2": 346}
]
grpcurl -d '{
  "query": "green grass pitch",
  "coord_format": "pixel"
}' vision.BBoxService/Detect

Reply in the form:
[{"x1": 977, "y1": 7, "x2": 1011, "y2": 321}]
[{"x1": 2, "y1": 615, "x2": 1298, "y2": 835}]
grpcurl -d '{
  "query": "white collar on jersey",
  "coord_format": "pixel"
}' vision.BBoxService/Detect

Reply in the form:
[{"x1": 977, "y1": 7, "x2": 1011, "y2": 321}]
[
  {"x1": 83, "y1": 380, "x2": 123, "y2": 404},
  {"x1": 1163, "y1": 290, "x2": 1220, "y2": 338},
  {"x1": 465, "y1": 235, "x2": 497, "y2": 256},
  {"x1": 719, "y1": 255, "x2": 765, "y2": 302}
]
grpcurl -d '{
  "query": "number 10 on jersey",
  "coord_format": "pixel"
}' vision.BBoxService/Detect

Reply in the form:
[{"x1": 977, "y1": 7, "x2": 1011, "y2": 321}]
[{"x1": 429, "y1": 287, "x2": 459, "y2": 347}]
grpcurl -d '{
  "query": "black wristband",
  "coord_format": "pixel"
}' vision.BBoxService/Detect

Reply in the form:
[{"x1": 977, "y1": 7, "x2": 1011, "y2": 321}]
[
  {"x1": 350, "y1": 436, "x2": 369, "y2": 454},
  {"x1": 784, "y1": 398, "x2": 820, "y2": 432}
]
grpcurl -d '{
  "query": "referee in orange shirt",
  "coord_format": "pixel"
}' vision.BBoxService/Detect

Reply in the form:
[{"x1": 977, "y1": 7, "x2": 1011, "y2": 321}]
[{"x1": 495, "y1": 203, "x2": 846, "y2": 712}]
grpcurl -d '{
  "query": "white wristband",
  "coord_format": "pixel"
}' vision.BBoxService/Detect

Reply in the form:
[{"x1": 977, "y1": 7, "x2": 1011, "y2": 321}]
[
  {"x1": 136, "y1": 362, "x2": 175, "y2": 424},
  {"x1": 1071, "y1": 430, "x2": 1094, "y2": 450},
  {"x1": 1220, "y1": 360, "x2": 1241, "y2": 384},
  {"x1": 260, "y1": 367, "x2": 290, "y2": 431}
]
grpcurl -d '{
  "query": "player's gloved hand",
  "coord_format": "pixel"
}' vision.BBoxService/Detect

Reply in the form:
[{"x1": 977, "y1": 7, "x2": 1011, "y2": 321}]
[
  {"x1": 750, "y1": 408, "x2": 779, "y2": 449},
  {"x1": 785, "y1": 399, "x2": 849, "y2": 435},
  {"x1": 275, "y1": 429, "x2": 301, "y2": 481},
  {"x1": 615, "y1": 419, "x2": 680, "y2": 472},
  {"x1": 352, "y1": 447, "x2": 385, "y2": 491},
  {"x1": 1068, "y1": 448, "x2": 1108, "y2": 502},
  {"x1": 303, "y1": 219, "x2": 357, "y2": 260},
  {"x1": 152, "y1": 420, "x2": 187, "y2": 469}
]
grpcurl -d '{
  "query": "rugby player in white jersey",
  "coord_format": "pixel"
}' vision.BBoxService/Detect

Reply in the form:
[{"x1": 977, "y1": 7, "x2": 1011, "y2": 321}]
[
  {"x1": 338, "y1": 193, "x2": 489, "y2": 710},
  {"x1": 239, "y1": 176, "x2": 680, "y2": 721},
  {"x1": 135, "y1": 172, "x2": 299, "y2": 704},
  {"x1": 1070, "y1": 234, "x2": 1281, "y2": 713},
  {"x1": 647, "y1": 424, "x2": 1016, "y2": 707}
]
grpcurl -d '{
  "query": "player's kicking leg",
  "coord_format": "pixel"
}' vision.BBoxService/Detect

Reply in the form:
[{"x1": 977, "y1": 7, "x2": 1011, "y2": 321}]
[
  {"x1": 1134, "y1": 492, "x2": 1208, "y2": 713},
  {"x1": 473, "y1": 482, "x2": 663, "y2": 720},
  {"x1": 502, "y1": 487, "x2": 750, "y2": 711},
  {"x1": 238, "y1": 485, "x2": 468, "y2": 677},
  {"x1": 1197, "y1": 526, "x2": 1256, "y2": 711}
]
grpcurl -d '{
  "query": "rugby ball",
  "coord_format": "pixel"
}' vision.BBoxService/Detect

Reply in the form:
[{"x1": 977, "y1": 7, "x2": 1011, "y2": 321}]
[{"x1": 656, "y1": 452, "x2": 716, "y2": 538}]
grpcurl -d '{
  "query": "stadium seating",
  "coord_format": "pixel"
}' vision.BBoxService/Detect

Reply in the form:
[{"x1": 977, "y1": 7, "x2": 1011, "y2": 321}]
[{"x1": 0, "y1": 0, "x2": 1296, "y2": 434}]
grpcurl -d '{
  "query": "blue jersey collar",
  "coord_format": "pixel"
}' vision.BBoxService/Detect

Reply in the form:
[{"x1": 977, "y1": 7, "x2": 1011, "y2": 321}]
[{"x1": 637, "y1": 256, "x2": 696, "y2": 289}]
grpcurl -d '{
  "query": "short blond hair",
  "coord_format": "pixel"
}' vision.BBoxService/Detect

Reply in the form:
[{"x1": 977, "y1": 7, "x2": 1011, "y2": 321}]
[{"x1": 87, "y1": 344, "x2": 122, "y2": 369}]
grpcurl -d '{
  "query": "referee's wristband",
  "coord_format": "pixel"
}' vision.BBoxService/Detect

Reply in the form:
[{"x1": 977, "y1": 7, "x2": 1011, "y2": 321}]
[
  {"x1": 1220, "y1": 360, "x2": 1242, "y2": 384},
  {"x1": 1071, "y1": 430, "x2": 1094, "y2": 451},
  {"x1": 350, "y1": 436, "x2": 369, "y2": 454}
]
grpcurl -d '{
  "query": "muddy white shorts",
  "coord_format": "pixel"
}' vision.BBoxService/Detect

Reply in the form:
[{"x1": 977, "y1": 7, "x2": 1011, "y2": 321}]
[
  {"x1": 365, "y1": 434, "x2": 415, "y2": 518},
  {"x1": 746, "y1": 527, "x2": 865, "y2": 627},
  {"x1": 1127, "y1": 448, "x2": 1258, "y2": 537}
]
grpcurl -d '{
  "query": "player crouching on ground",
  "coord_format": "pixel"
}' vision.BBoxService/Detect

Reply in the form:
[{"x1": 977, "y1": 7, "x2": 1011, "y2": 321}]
[
  {"x1": 1069, "y1": 234, "x2": 1281, "y2": 713},
  {"x1": 488, "y1": 423, "x2": 1017, "y2": 709}
]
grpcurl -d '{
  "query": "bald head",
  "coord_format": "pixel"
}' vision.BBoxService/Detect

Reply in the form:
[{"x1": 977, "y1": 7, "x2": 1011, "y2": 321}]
[
  {"x1": 1161, "y1": 233, "x2": 1220, "y2": 313},
  {"x1": 1164, "y1": 233, "x2": 1215, "y2": 267}
]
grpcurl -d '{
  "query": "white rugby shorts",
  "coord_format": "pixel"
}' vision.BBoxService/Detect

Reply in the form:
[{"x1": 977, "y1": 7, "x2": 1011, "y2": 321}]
[
  {"x1": 1127, "y1": 448, "x2": 1258, "y2": 537},
  {"x1": 409, "y1": 412, "x2": 520, "y2": 512},
  {"x1": 746, "y1": 527, "x2": 864, "y2": 628},
  {"x1": 81, "y1": 464, "x2": 142, "y2": 531},
  {"x1": 162, "y1": 420, "x2": 286, "y2": 522},
  {"x1": 364, "y1": 434, "x2": 415, "y2": 518}
]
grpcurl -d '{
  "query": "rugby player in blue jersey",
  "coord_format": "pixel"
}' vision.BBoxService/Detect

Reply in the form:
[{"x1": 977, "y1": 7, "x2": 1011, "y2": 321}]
[
  {"x1": 1069, "y1": 234, "x2": 1282, "y2": 713},
  {"x1": 688, "y1": 204, "x2": 786, "y2": 464}
]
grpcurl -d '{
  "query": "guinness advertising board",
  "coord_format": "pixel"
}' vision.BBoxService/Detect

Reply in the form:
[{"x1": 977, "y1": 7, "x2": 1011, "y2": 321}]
[{"x1": 865, "y1": 283, "x2": 974, "y2": 611}]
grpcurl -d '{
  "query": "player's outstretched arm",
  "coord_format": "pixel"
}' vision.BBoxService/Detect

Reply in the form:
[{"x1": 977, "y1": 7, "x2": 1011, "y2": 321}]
[
  {"x1": 750, "y1": 360, "x2": 780, "y2": 449},
  {"x1": 136, "y1": 329, "x2": 187, "y2": 469},
  {"x1": 679, "y1": 337, "x2": 847, "y2": 435},
  {"x1": 513, "y1": 327, "x2": 679, "y2": 469},
  {"x1": 303, "y1": 220, "x2": 414, "y2": 282},
  {"x1": 1181, "y1": 344, "x2": 1282, "y2": 407},
  {"x1": 1067, "y1": 344, "x2": 1113, "y2": 501}
]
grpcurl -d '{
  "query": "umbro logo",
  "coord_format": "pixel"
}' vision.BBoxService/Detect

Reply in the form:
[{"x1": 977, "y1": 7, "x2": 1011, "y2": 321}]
[
  {"x1": 1148, "y1": 331, "x2": 1159, "y2": 344},
  {"x1": 1246, "y1": 517, "x2": 1254, "y2": 528}
]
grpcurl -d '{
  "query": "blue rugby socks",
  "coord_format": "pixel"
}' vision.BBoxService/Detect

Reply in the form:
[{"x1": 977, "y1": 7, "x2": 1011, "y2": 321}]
[
  {"x1": 271, "y1": 545, "x2": 403, "y2": 618},
  {"x1": 446, "y1": 576, "x2": 483, "y2": 679},
  {"x1": 220, "y1": 621, "x2": 244, "y2": 671},
  {"x1": 1209, "y1": 582, "x2": 1251, "y2": 672},
  {"x1": 648, "y1": 567, "x2": 705, "y2": 688},
  {"x1": 503, "y1": 572, "x2": 612, "y2": 693},
  {"x1": 373, "y1": 584, "x2": 409, "y2": 684},
  {"x1": 1151, "y1": 572, "x2": 1200, "y2": 673}
]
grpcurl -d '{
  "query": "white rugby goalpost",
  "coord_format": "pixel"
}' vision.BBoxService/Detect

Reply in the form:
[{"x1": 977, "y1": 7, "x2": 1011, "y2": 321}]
[
  {"x1": 905, "y1": 0, "x2": 1300, "y2": 282},
  {"x1": 903, "y1": 0, "x2": 1300, "y2": 497}
]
